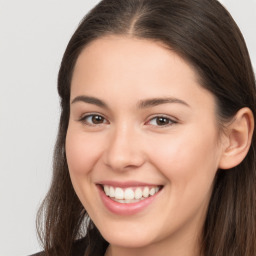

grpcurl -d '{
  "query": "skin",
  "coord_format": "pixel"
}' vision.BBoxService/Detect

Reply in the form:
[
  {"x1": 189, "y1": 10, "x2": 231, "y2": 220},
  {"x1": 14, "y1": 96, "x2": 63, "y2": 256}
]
[{"x1": 66, "y1": 36, "x2": 229, "y2": 256}]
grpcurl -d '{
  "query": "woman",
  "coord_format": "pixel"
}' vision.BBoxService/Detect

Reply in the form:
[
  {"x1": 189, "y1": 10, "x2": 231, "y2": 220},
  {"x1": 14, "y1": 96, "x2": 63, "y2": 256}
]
[{"x1": 34, "y1": 0, "x2": 256, "y2": 255}]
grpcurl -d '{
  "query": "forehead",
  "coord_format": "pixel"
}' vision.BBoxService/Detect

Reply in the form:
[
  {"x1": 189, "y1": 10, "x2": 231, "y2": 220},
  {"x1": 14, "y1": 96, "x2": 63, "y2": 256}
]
[
  {"x1": 73, "y1": 36, "x2": 197, "y2": 79},
  {"x1": 71, "y1": 36, "x2": 213, "y2": 110}
]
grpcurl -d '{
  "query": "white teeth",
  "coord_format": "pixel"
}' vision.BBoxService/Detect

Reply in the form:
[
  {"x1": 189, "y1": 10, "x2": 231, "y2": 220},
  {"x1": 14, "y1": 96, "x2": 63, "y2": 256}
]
[
  {"x1": 143, "y1": 187, "x2": 149, "y2": 198},
  {"x1": 109, "y1": 186, "x2": 115, "y2": 197},
  {"x1": 103, "y1": 185, "x2": 161, "y2": 202},
  {"x1": 124, "y1": 188, "x2": 135, "y2": 200},
  {"x1": 115, "y1": 187, "x2": 124, "y2": 199},
  {"x1": 135, "y1": 188, "x2": 142, "y2": 200},
  {"x1": 104, "y1": 186, "x2": 110, "y2": 196},
  {"x1": 113, "y1": 198, "x2": 146, "y2": 203},
  {"x1": 149, "y1": 187, "x2": 156, "y2": 196}
]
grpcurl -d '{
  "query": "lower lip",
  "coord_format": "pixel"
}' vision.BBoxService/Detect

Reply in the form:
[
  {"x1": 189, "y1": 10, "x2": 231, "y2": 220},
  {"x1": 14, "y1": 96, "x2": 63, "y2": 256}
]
[{"x1": 97, "y1": 185, "x2": 161, "y2": 216}]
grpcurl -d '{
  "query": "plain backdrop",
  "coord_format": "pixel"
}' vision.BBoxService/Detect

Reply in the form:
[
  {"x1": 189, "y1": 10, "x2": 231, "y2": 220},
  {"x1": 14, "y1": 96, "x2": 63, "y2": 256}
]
[{"x1": 0, "y1": 1, "x2": 255, "y2": 255}]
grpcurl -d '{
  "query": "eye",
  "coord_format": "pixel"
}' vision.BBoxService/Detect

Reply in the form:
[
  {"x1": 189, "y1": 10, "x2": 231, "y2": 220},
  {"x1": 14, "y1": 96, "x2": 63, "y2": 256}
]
[
  {"x1": 146, "y1": 116, "x2": 177, "y2": 127},
  {"x1": 79, "y1": 114, "x2": 108, "y2": 126}
]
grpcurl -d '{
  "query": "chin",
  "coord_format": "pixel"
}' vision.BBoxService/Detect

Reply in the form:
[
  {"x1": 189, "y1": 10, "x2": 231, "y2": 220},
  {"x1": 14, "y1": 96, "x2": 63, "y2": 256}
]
[
  {"x1": 105, "y1": 234, "x2": 154, "y2": 248},
  {"x1": 98, "y1": 224, "x2": 157, "y2": 248}
]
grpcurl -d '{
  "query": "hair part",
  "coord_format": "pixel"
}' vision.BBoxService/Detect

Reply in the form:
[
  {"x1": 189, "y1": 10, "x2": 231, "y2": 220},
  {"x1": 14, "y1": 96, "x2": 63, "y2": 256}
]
[{"x1": 37, "y1": 0, "x2": 256, "y2": 255}]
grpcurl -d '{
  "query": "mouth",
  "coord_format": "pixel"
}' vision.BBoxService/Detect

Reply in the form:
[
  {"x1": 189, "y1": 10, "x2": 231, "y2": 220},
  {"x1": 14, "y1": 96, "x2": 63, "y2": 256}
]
[
  {"x1": 97, "y1": 182, "x2": 163, "y2": 215},
  {"x1": 101, "y1": 184, "x2": 162, "y2": 203}
]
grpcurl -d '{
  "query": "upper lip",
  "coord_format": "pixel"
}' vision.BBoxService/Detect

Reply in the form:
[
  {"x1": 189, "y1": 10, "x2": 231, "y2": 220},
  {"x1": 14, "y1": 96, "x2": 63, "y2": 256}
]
[{"x1": 97, "y1": 180, "x2": 163, "y2": 188}]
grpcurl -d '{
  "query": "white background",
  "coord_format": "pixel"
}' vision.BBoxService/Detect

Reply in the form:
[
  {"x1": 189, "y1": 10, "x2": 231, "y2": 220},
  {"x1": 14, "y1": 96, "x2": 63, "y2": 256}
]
[{"x1": 0, "y1": 1, "x2": 255, "y2": 255}]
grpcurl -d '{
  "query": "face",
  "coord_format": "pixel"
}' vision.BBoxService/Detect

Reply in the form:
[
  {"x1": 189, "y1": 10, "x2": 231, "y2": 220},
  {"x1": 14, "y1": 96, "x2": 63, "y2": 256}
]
[{"x1": 66, "y1": 36, "x2": 225, "y2": 253}]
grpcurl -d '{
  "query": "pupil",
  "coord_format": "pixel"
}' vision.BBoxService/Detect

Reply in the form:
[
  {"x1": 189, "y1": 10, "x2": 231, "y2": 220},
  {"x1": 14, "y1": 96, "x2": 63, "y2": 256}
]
[
  {"x1": 92, "y1": 115, "x2": 103, "y2": 124},
  {"x1": 157, "y1": 117, "x2": 168, "y2": 125}
]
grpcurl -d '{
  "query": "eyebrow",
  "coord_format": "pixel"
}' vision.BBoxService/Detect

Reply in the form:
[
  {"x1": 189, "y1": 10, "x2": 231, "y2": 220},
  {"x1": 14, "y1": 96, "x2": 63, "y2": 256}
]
[
  {"x1": 137, "y1": 97, "x2": 190, "y2": 109},
  {"x1": 71, "y1": 95, "x2": 190, "y2": 109},
  {"x1": 71, "y1": 95, "x2": 109, "y2": 109}
]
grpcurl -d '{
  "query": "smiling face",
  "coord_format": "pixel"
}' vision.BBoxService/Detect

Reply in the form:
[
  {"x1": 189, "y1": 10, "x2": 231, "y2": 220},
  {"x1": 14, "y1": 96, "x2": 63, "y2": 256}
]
[{"x1": 65, "y1": 36, "x2": 226, "y2": 255}]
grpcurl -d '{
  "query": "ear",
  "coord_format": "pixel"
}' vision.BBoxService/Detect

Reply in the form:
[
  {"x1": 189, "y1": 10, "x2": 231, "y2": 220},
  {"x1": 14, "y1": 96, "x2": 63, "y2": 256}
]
[{"x1": 219, "y1": 107, "x2": 254, "y2": 169}]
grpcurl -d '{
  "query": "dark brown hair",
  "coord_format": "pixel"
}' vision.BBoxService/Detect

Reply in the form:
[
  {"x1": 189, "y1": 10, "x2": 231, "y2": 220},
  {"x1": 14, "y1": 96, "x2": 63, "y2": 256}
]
[{"x1": 37, "y1": 0, "x2": 256, "y2": 255}]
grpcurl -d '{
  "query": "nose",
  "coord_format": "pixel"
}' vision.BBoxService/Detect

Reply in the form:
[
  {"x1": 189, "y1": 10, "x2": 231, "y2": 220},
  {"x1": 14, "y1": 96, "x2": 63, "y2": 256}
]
[{"x1": 103, "y1": 124, "x2": 145, "y2": 172}]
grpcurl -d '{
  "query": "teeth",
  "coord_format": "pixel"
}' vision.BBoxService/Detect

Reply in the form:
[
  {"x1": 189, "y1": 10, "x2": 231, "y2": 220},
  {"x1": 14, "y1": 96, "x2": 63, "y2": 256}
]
[
  {"x1": 149, "y1": 187, "x2": 156, "y2": 196},
  {"x1": 113, "y1": 198, "x2": 146, "y2": 203},
  {"x1": 124, "y1": 188, "x2": 135, "y2": 200},
  {"x1": 115, "y1": 187, "x2": 124, "y2": 200},
  {"x1": 104, "y1": 186, "x2": 110, "y2": 196},
  {"x1": 109, "y1": 186, "x2": 115, "y2": 197},
  {"x1": 135, "y1": 188, "x2": 142, "y2": 200},
  {"x1": 103, "y1": 185, "x2": 161, "y2": 202},
  {"x1": 143, "y1": 187, "x2": 149, "y2": 198}
]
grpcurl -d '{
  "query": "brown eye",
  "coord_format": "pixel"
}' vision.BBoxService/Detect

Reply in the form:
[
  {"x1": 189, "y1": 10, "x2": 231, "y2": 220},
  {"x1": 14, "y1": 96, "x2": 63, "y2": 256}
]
[
  {"x1": 147, "y1": 116, "x2": 177, "y2": 127},
  {"x1": 156, "y1": 117, "x2": 170, "y2": 126},
  {"x1": 91, "y1": 115, "x2": 105, "y2": 124},
  {"x1": 80, "y1": 114, "x2": 107, "y2": 125}
]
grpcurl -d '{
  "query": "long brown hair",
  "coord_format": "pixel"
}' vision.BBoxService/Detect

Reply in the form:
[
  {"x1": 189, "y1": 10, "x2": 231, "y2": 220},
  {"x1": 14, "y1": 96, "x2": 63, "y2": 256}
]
[{"x1": 36, "y1": 0, "x2": 256, "y2": 255}]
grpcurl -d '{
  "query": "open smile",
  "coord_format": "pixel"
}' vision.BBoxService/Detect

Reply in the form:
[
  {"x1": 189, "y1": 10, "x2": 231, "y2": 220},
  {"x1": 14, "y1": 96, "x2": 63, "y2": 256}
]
[
  {"x1": 97, "y1": 182, "x2": 163, "y2": 215},
  {"x1": 103, "y1": 185, "x2": 161, "y2": 203}
]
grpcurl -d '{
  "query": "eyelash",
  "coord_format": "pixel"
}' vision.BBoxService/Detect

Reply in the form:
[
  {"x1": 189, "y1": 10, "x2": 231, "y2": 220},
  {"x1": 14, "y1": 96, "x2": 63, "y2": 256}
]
[
  {"x1": 79, "y1": 114, "x2": 177, "y2": 127},
  {"x1": 79, "y1": 114, "x2": 109, "y2": 126},
  {"x1": 146, "y1": 115, "x2": 177, "y2": 127}
]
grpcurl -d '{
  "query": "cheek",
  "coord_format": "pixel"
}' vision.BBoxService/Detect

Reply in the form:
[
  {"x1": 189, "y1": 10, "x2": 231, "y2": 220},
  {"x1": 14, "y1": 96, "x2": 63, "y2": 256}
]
[
  {"x1": 65, "y1": 127, "x2": 105, "y2": 210},
  {"x1": 147, "y1": 128, "x2": 220, "y2": 224},
  {"x1": 148, "y1": 126, "x2": 220, "y2": 187},
  {"x1": 65, "y1": 127, "x2": 102, "y2": 176}
]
